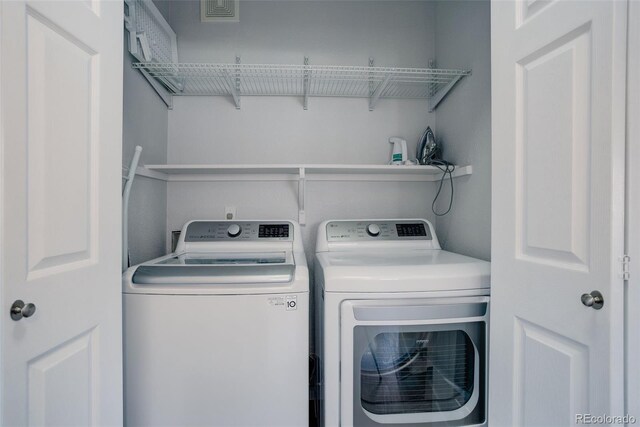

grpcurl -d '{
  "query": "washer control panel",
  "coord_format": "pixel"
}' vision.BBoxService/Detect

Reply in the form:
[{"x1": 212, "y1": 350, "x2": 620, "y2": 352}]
[
  {"x1": 326, "y1": 220, "x2": 432, "y2": 242},
  {"x1": 184, "y1": 221, "x2": 292, "y2": 242}
]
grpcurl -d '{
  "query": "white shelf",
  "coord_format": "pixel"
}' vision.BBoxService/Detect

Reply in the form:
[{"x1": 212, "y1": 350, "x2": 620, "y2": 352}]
[
  {"x1": 136, "y1": 163, "x2": 472, "y2": 225},
  {"x1": 131, "y1": 62, "x2": 471, "y2": 111},
  {"x1": 139, "y1": 164, "x2": 472, "y2": 182}
]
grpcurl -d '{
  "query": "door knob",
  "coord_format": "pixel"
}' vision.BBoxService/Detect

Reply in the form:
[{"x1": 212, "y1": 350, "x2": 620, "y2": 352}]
[
  {"x1": 581, "y1": 291, "x2": 604, "y2": 310},
  {"x1": 10, "y1": 300, "x2": 36, "y2": 321}
]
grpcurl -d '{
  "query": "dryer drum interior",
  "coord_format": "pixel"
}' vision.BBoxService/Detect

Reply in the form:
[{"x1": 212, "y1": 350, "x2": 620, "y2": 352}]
[
  {"x1": 360, "y1": 330, "x2": 475, "y2": 414},
  {"x1": 353, "y1": 318, "x2": 485, "y2": 426}
]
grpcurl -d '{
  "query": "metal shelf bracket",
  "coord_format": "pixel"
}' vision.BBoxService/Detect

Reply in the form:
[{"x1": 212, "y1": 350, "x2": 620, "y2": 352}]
[
  {"x1": 298, "y1": 167, "x2": 306, "y2": 225},
  {"x1": 368, "y1": 57, "x2": 375, "y2": 99},
  {"x1": 428, "y1": 74, "x2": 465, "y2": 112},
  {"x1": 139, "y1": 68, "x2": 173, "y2": 109},
  {"x1": 303, "y1": 57, "x2": 311, "y2": 110},
  {"x1": 233, "y1": 56, "x2": 242, "y2": 109},
  {"x1": 223, "y1": 56, "x2": 242, "y2": 109},
  {"x1": 369, "y1": 73, "x2": 392, "y2": 111}
]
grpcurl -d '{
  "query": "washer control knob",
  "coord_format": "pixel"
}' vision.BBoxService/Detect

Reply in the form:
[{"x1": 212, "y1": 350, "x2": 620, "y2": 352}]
[
  {"x1": 367, "y1": 224, "x2": 381, "y2": 237},
  {"x1": 227, "y1": 224, "x2": 242, "y2": 237}
]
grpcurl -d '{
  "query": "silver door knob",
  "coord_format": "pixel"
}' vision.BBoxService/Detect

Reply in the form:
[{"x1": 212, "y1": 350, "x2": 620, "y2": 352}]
[
  {"x1": 581, "y1": 291, "x2": 604, "y2": 310},
  {"x1": 10, "y1": 300, "x2": 36, "y2": 321}
]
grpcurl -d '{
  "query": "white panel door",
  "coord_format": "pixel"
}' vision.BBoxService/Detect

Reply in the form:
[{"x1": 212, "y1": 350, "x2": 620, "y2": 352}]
[
  {"x1": 490, "y1": 0, "x2": 627, "y2": 425},
  {"x1": 0, "y1": 1, "x2": 123, "y2": 426}
]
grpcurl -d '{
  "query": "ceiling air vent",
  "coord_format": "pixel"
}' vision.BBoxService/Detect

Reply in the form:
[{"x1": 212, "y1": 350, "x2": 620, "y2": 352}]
[{"x1": 201, "y1": 0, "x2": 239, "y2": 22}]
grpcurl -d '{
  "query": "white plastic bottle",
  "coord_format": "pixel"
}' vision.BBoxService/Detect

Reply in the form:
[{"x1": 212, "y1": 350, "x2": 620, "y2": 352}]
[{"x1": 389, "y1": 137, "x2": 408, "y2": 165}]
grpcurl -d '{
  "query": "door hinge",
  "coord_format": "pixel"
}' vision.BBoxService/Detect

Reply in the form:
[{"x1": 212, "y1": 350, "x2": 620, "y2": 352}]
[{"x1": 621, "y1": 255, "x2": 631, "y2": 280}]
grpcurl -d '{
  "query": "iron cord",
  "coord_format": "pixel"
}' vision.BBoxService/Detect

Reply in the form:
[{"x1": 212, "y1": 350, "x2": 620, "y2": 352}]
[{"x1": 427, "y1": 160, "x2": 455, "y2": 216}]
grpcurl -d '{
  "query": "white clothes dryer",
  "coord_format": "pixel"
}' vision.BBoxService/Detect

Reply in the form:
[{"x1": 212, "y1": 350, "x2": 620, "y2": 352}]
[
  {"x1": 123, "y1": 220, "x2": 308, "y2": 427},
  {"x1": 314, "y1": 219, "x2": 490, "y2": 427}
]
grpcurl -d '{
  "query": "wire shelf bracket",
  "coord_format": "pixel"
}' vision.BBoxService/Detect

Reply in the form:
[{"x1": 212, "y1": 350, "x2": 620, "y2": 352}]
[
  {"x1": 234, "y1": 56, "x2": 242, "y2": 109},
  {"x1": 139, "y1": 68, "x2": 173, "y2": 109},
  {"x1": 369, "y1": 73, "x2": 393, "y2": 111},
  {"x1": 303, "y1": 57, "x2": 311, "y2": 110},
  {"x1": 428, "y1": 74, "x2": 465, "y2": 112}
]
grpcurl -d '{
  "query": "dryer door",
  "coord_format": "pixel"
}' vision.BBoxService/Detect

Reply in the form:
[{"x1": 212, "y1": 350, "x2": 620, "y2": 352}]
[{"x1": 340, "y1": 297, "x2": 489, "y2": 427}]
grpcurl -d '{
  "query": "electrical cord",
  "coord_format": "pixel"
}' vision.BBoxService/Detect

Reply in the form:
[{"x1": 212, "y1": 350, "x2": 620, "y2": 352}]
[
  {"x1": 416, "y1": 129, "x2": 455, "y2": 216},
  {"x1": 427, "y1": 159, "x2": 455, "y2": 216}
]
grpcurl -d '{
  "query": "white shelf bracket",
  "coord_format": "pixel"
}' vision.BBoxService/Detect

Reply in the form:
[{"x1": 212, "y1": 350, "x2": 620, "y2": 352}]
[
  {"x1": 139, "y1": 68, "x2": 173, "y2": 109},
  {"x1": 429, "y1": 74, "x2": 464, "y2": 112},
  {"x1": 222, "y1": 57, "x2": 241, "y2": 109},
  {"x1": 369, "y1": 73, "x2": 392, "y2": 111},
  {"x1": 303, "y1": 57, "x2": 311, "y2": 110},
  {"x1": 224, "y1": 67, "x2": 241, "y2": 109},
  {"x1": 136, "y1": 32, "x2": 152, "y2": 62},
  {"x1": 234, "y1": 55, "x2": 241, "y2": 110},
  {"x1": 298, "y1": 167, "x2": 306, "y2": 225},
  {"x1": 368, "y1": 57, "x2": 374, "y2": 99}
]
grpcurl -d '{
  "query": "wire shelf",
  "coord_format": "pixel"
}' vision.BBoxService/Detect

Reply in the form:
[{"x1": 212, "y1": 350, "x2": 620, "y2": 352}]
[
  {"x1": 125, "y1": 2, "x2": 470, "y2": 110},
  {"x1": 131, "y1": 62, "x2": 471, "y2": 110}
]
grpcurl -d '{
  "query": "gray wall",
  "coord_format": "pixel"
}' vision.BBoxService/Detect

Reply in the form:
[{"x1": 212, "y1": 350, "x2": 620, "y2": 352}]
[
  {"x1": 161, "y1": 0, "x2": 443, "y2": 262},
  {"x1": 163, "y1": 0, "x2": 435, "y2": 66},
  {"x1": 434, "y1": 0, "x2": 491, "y2": 260},
  {"x1": 123, "y1": 34, "x2": 169, "y2": 266}
]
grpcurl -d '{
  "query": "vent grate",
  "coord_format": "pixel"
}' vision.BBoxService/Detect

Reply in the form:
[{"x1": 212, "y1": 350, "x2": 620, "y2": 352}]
[{"x1": 201, "y1": 0, "x2": 239, "y2": 22}]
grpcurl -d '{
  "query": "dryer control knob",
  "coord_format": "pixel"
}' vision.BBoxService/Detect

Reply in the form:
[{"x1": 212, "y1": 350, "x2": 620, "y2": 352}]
[
  {"x1": 366, "y1": 224, "x2": 381, "y2": 237},
  {"x1": 227, "y1": 224, "x2": 242, "y2": 237}
]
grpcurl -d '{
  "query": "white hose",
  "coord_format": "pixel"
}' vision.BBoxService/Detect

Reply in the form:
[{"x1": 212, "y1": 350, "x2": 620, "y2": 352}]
[{"x1": 123, "y1": 146, "x2": 142, "y2": 271}]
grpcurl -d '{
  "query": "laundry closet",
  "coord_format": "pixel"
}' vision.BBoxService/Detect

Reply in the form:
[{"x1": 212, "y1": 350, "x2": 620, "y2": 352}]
[
  {"x1": 122, "y1": 1, "x2": 491, "y2": 421},
  {"x1": 0, "y1": 0, "x2": 635, "y2": 426},
  {"x1": 122, "y1": 0, "x2": 492, "y2": 268},
  {"x1": 118, "y1": 1, "x2": 635, "y2": 424}
]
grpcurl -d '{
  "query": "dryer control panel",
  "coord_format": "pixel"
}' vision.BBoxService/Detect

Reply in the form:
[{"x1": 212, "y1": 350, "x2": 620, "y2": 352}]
[
  {"x1": 184, "y1": 221, "x2": 293, "y2": 242},
  {"x1": 326, "y1": 220, "x2": 432, "y2": 242}
]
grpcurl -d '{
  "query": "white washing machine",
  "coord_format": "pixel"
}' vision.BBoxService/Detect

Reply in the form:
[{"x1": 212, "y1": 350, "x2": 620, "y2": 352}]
[
  {"x1": 123, "y1": 220, "x2": 308, "y2": 427},
  {"x1": 315, "y1": 219, "x2": 490, "y2": 427}
]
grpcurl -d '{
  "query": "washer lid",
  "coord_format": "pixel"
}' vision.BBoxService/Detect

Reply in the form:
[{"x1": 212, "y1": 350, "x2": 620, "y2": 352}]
[
  {"x1": 155, "y1": 251, "x2": 288, "y2": 265},
  {"x1": 132, "y1": 251, "x2": 294, "y2": 285},
  {"x1": 317, "y1": 249, "x2": 490, "y2": 293}
]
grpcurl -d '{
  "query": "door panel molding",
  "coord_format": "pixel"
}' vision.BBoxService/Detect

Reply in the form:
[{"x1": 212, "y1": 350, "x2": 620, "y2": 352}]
[
  {"x1": 515, "y1": 23, "x2": 592, "y2": 271},
  {"x1": 512, "y1": 317, "x2": 589, "y2": 426},
  {"x1": 27, "y1": 327, "x2": 99, "y2": 427},
  {"x1": 25, "y1": 8, "x2": 99, "y2": 278},
  {"x1": 516, "y1": 0, "x2": 555, "y2": 29}
]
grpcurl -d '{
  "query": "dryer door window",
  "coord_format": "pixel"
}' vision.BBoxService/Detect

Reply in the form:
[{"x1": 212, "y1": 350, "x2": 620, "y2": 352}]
[
  {"x1": 353, "y1": 322, "x2": 485, "y2": 426},
  {"x1": 360, "y1": 330, "x2": 475, "y2": 414}
]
